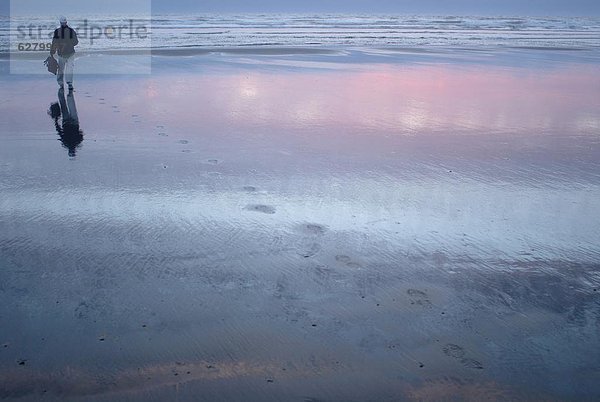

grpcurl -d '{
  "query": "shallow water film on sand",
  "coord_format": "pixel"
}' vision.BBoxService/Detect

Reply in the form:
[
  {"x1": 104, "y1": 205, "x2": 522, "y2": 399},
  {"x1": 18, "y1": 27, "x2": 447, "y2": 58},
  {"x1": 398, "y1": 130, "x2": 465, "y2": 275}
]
[{"x1": 1, "y1": 33, "x2": 600, "y2": 401}]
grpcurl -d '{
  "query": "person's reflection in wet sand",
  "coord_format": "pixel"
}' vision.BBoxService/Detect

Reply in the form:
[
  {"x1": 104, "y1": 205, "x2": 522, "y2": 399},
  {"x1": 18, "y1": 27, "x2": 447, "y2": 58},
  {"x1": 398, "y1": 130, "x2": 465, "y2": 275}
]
[{"x1": 48, "y1": 88, "x2": 83, "y2": 157}]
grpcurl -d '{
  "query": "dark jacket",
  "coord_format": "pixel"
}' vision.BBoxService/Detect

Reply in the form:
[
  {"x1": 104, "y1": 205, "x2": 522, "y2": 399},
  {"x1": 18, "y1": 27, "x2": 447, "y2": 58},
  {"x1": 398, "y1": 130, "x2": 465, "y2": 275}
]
[{"x1": 51, "y1": 26, "x2": 79, "y2": 57}]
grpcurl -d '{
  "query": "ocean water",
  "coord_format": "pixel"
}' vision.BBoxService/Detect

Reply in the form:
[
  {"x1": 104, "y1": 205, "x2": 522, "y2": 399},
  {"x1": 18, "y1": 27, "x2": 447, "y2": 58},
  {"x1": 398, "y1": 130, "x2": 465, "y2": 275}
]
[{"x1": 2, "y1": 14, "x2": 600, "y2": 52}]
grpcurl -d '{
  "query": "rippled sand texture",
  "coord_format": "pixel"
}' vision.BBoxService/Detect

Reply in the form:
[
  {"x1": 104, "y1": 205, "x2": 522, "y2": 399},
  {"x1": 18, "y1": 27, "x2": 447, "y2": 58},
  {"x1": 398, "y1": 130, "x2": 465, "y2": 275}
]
[{"x1": 1, "y1": 50, "x2": 600, "y2": 401}]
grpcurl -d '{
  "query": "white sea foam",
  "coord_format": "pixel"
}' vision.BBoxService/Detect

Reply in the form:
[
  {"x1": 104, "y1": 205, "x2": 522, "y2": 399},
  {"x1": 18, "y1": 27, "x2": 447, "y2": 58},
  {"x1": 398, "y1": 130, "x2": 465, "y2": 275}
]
[{"x1": 1, "y1": 14, "x2": 600, "y2": 52}]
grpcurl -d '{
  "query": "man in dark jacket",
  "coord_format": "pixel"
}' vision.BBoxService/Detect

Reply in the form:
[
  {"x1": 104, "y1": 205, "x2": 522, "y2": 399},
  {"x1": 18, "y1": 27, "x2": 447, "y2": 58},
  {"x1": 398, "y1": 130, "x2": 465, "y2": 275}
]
[{"x1": 50, "y1": 16, "x2": 78, "y2": 91}]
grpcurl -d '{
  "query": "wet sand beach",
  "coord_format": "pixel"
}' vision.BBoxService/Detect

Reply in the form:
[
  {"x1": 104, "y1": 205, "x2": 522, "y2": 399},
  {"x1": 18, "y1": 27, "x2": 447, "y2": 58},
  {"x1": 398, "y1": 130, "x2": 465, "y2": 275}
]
[{"x1": 1, "y1": 48, "x2": 600, "y2": 401}]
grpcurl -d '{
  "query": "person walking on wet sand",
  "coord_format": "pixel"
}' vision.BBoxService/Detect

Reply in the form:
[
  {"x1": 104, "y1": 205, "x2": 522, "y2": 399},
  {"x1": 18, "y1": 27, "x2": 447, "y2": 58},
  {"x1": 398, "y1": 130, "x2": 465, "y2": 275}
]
[{"x1": 50, "y1": 16, "x2": 78, "y2": 91}]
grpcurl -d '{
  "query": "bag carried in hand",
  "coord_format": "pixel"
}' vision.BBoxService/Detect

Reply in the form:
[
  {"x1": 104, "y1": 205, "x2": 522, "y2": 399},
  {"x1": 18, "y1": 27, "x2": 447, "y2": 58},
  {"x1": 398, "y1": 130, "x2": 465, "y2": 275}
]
[{"x1": 44, "y1": 56, "x2": 58, "y2": 75}]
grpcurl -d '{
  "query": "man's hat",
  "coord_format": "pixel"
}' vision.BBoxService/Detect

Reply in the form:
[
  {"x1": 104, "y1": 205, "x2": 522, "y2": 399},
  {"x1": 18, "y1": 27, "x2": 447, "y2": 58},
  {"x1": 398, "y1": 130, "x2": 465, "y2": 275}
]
[{"x1": 59, "y1": 16, "x2": 67, "y2": 24}]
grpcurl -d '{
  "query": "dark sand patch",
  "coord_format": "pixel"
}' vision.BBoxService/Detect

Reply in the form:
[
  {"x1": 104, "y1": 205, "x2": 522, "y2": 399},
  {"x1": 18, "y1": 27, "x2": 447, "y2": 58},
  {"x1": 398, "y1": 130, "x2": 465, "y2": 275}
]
[
  {"x1": 244, "y1": 204, "x2": 276, "y2": 214},
  {"x1": 299, "y1": 223, "x2": 328, "y2": 235}
]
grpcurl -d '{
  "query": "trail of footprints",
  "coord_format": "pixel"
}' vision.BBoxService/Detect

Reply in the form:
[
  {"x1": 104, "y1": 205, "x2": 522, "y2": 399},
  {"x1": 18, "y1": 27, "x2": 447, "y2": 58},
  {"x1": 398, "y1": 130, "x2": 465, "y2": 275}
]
[
  {"x1": 86, "y1": 93, "x2": 236, "y2": 161},
  {"x1": 32, "y1": 93, "x2": 491, "y2": 376},
  {"x1": 405, "y1": 288, "x2": 484, "y2": 369},
  {"x1": 85, "y1": 93, "x2": 284, "y2": 215}
]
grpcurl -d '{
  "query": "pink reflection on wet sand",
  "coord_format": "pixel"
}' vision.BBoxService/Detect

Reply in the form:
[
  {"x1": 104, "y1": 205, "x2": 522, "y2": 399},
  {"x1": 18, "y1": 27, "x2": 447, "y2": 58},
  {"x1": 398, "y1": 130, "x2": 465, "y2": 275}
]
[{"x1": 129, "y1": 64, "x2": 600, "y2": 136}]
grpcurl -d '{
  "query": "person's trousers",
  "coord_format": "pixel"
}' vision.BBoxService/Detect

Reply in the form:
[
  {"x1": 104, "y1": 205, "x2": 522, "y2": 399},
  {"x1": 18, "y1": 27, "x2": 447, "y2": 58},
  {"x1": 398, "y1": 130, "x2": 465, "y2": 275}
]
[{"x1": 57, "y1": 55, "x2": 74, "y2": 87}]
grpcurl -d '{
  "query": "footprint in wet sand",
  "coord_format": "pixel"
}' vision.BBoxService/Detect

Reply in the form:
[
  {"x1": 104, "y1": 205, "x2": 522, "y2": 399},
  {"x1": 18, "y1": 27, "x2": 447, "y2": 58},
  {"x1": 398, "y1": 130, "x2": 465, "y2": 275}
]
[
  {"x1": 335, "y1": 255, "x2": 362, "y2": 269},
  {"x1": 158, "y1": 132, "x2": 168, "y2": 137},
  {"x1": 207, "y1": 159, "x2": 220, "y2": 165},
  {"x1": 407, "y1": 289, "x2": 432, "y2": 306},
  {"x1": 243, "y1": 186, "x2": 257, "y2": 193},
  {"x1": 335, "y1": 255, "x2": 351, "y2": 263},
  {"x1": 178, "y1": 140, "x2": 189, "y2": 144},
  {"x1": 301, "y1": 223, "x2": 327, "y2": 235},
  {"x1": 74, "y1": 301, "x2": 91, "y2": 319},
  {"x1": 460, "y1": 358, "x2": 484, "y2": 370},
  {"x1": 244, "y1": 204, "x2": 276, "y2": 215},
  {"x1": 298, "y1": 242, "x2": 321, "y2": 258},
  {"x1": 443, "y1": 344, "x2": 484, "y2": 369},
  {"x1": 443, "y1": 344, "x2": 465, "y2": 358}
]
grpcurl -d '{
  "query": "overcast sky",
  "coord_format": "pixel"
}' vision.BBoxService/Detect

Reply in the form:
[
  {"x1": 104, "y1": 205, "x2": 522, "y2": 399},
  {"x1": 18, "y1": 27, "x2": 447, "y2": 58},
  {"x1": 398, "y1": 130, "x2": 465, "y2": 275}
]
[{"x1": 4, "y1": 0, "x2": 600, "y2": 16}]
